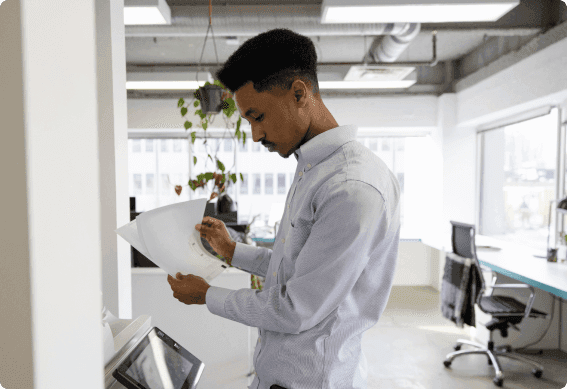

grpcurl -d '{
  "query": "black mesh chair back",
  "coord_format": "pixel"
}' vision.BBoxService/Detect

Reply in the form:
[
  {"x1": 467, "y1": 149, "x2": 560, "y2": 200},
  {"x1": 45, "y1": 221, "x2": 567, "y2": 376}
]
[{"x1": 450, "y1": 220, "x2": 485, "y2": 294}]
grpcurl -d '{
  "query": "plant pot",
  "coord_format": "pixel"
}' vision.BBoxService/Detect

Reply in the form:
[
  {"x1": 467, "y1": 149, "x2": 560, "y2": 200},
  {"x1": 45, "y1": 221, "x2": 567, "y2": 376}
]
[
  {"x1": 197, "y1": 84, "x2": 223, "y2": 114},
  {"x1": 216, "y1": 192, "x2": 237, "y2": 214}
]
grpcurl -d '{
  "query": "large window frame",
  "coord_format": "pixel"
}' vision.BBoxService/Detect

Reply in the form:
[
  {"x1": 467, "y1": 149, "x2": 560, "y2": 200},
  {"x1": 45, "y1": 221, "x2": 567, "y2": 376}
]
[{"x1": 476, "y1": 106, "x2": 565, "y2": 249}]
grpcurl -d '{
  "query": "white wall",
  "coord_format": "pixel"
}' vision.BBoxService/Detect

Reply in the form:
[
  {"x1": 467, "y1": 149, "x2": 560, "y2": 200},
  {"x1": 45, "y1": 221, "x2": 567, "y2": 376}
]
[
  {"x1": 96, "y1": 0, "x2": 132, "y2": 319},
  {"x1": 0, "y1": 0, "x2": 105, "y2": 387}
]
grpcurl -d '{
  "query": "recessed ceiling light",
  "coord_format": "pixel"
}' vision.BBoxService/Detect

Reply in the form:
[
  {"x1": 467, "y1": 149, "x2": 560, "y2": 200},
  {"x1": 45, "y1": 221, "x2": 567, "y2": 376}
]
[{"x1": 321, "y1": 0, "x2": 520, "y2": 23}]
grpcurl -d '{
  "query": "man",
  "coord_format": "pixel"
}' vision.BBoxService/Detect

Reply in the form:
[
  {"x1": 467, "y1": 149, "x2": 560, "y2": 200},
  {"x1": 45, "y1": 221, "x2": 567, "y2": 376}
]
[{"x1": 168, "y1": 28, "x2": 401, "y2": 389}]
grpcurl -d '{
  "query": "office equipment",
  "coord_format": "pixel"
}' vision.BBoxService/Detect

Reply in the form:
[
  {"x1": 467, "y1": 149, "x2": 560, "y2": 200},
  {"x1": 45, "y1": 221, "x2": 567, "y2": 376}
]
[
  {"x1": 112, "y1": 327, "x2": 204, "y2": 389},
  {"x1": 533, "y1": 197, "x2": 567, "y2": 261},
  {"x1": 116, "y1": 198, "x2": 228, "y2": 282},
  {"x1": 443, "y1": 221, "x2": 547, "y2": 387}
]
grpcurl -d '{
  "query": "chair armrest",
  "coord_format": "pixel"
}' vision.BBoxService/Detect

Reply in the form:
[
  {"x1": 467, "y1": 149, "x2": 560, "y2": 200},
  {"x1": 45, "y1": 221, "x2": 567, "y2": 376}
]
[{"x1": 491, "y1": 284, "x2": 536, "y2": 319}]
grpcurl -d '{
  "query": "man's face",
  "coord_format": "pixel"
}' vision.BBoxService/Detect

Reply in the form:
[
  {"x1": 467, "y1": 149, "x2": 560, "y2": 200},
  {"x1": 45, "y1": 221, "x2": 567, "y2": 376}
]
[{"x1": 234, "y1": 82, "x2": 307, "y2": 159}]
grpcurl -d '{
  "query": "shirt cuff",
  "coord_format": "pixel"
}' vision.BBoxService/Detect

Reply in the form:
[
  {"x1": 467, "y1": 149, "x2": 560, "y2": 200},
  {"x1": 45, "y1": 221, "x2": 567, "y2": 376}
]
[
  {"x1": 205, "y1": 286, "x2": 234, "y2": 318},
  {"x1": 231, "y1": 242, "x2": 261, "y2": 269}
]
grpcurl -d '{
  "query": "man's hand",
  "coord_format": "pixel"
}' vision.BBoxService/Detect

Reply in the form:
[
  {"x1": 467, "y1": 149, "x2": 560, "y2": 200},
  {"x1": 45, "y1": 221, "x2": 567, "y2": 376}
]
[
  {"x1": 195, "y1": 217, "x2": 236, "y2": 265},
  {"x1": 167, "y1": 272, "x2": 211, "y2": 305}
]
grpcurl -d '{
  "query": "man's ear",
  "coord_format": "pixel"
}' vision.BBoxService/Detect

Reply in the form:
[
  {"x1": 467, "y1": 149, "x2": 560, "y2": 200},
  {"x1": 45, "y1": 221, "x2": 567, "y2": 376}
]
[{"x1": 292, "y1": 80, "x2": 308, "y2": 108}]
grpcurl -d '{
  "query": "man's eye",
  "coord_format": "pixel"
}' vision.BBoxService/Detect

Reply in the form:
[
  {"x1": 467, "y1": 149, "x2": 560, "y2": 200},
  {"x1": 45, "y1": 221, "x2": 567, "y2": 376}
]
[{"x1": 255, "y1": 114, "x2": 264, "y2": 122}]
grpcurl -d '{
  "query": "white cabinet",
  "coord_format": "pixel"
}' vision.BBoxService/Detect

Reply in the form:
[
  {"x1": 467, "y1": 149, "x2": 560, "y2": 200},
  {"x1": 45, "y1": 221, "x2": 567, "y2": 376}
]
[{"x1": 131, "y1": 267, "x2": 257, "y2": 388}]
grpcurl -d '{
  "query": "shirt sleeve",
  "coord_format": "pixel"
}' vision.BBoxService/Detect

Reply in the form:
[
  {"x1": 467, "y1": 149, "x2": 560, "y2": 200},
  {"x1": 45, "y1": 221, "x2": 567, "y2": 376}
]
[
  {"x1": 229, "y1": 242, "x2": 271, "y2": 278},
  {"x1": 206, "y1": 180, "x2": 390, "y2": 335}
]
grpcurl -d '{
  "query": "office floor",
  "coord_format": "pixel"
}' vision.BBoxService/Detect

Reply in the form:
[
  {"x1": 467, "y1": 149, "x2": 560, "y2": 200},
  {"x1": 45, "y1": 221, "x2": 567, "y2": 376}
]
[
  {"x1": 199, "y1": 286, "x2": 567, "y2": 389},
  {"x1": 365, "y1": 286, "x2": 567, "y2": 389}
]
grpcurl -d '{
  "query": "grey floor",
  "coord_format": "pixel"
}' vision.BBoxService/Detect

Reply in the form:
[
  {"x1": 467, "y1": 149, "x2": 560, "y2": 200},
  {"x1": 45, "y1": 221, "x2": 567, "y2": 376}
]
[
  {"x1": 364, "y1": 286, "x2": 567, "y2": 389},
  {"x1": 200, "y1": 286, "x2": 567, "y2": 388}
]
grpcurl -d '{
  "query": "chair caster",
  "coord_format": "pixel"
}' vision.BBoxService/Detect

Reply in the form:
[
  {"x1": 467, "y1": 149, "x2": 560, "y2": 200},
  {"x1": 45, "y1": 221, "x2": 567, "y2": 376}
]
[
  {"x1": 493, "y1": 377, "x2": 503, "y2": 387},
  {"x1": 443, "y1": 360, "x2": 451, "y2": 368},
  {"x1": 453, "y1": 344, "x2": 461, "y2": 351},
  {"x1": 532, "y1": 369, "x2": 543, "y2": 378}
]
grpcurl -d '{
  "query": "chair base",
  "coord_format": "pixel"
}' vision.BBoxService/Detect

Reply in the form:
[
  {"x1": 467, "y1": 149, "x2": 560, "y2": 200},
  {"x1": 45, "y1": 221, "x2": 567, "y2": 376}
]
[{"x1": 443, "y1": 339, "x2": 544, "y2": 387}]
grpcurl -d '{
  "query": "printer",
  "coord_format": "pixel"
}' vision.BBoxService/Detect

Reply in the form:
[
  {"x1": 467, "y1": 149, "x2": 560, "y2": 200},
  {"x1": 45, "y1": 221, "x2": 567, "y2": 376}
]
[{"x1": 102, "y1": 306, "x2": 204, "y2": 389}]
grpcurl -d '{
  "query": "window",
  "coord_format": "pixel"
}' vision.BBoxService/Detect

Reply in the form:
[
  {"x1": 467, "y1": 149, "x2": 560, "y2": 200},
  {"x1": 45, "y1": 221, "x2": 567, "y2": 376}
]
[
  {"x1": 133, "y1": 174, "x2": 142, "y2": 194},
  {"x1": 382, "y1": 139, "x2": 391, "y2": 151},
  {"x1": 146, "y1": 174, "x2": 155, "y2": 194},
  {"x1": 173, "y1": 139, "x2": 182, "y2": 152},
  {"x1": 369, "y1": 139, "x2": 378, "y2": 151},
  {"x1": 161, "y1": 139, "x2": 169, "y2": 153},
  {"x1": 145, "y1": 139, "x2": 154, "y2": 152},
  {"x1": 129, "y1": 138, "x2": 189, "y2": 212},
  {"x1": 239, "y1": 140, "x2": 248, "y2": 152},
  {"x1": 278, "y1": 173, "x2": 286, "y2": 194},
  {"x1": 240, "y1": 173, "x2": 249, "y2": 195},
  {"x1": 132, "y1": 139, "x2": 141, "y2": 153},
  {"x1": 265, "y1": 173, "x2": 273, "y2": 195},
  {"x1": 252, "y1": 142, "x2": 261, "y2": 152},
  {"x1": 224, "y1": 139, "x2": 233, "y2": 152},
  {"x1": 479, "y1": 109, "x2": 559, "y2": 252},
  {"x1": 253, "y1": 174, "x2": 261, "y2": 194}
]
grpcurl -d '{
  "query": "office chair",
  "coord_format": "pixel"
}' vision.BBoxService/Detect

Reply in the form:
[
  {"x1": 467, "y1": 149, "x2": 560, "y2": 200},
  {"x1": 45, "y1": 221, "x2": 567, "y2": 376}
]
[{"x1": 443, "y1": 221, "x2": 547, "y2": 387}]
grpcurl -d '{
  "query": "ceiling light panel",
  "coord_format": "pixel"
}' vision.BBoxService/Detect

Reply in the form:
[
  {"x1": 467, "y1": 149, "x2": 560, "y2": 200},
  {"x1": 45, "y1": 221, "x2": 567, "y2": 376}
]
[
  {"x1": 321, "y1": 0, "x2": 520, "y2": 23},
  {"x1": 124, "y1": 0, "x2": 171, "y2": 25}
]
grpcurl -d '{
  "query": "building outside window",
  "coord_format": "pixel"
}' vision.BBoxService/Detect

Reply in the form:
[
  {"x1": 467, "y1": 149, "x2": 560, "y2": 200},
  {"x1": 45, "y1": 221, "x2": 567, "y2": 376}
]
[
  {"x1": 240, "y1": 173, "x2": 249, "y2": 195},
  {"x1": 265, "y1": 173, "x2": 273, "y2": 195},
  {"x1": 133, "y1": 174, "x2": 142, "y2": 195},
  {"x1": 146, "y1": 173, "x2": 154, "y2": 194},
  {"x1": 224, "y1": 139, "x2": 233, "y2": 152},
  {"x1": 161, "y1": 139, "x2": 169, "y2": 153},
  {"x1": 479, "y1": 109, "x2": 559, "y2": 253},
  {"x1": 239, "y1": 140, "x2": 248, "y2": 152},
  {"x1": 132, "y1": 139, "x2": 141, "y2": 153},
  {"x1": 278, "y1": 173, "x2": 286, "y2": 194},
  {"x1": 173, "y1": 139, "x2": 182, "y2": 152},
  {"x1": 253, "y1": 173, "x2": 261, "y2": 194},
  {"x1": 145, "y1": 139, "x2": 154, "y2": 152}
]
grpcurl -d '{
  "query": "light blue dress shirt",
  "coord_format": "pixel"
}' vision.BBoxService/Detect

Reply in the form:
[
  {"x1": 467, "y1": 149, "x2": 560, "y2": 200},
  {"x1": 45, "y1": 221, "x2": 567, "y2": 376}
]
[{"x1": 206, "y1": 125, "x2": 401, "y2": 389}]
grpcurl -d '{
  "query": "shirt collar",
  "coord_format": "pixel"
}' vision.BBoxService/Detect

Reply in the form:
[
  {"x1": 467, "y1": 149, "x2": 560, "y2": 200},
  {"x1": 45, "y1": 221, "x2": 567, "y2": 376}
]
[{"x1": 293, "y1": 125, "x2": 358, "y2": 168}]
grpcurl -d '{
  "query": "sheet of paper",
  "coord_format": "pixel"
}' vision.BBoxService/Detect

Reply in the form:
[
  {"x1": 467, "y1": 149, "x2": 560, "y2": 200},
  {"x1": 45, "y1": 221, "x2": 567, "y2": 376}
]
[
  {"x1": 115, "y1": 219, "x2": 151, "y2": 259},
  {"x1": 120, "y1": 198, "x2": 227, "y2": 282}
]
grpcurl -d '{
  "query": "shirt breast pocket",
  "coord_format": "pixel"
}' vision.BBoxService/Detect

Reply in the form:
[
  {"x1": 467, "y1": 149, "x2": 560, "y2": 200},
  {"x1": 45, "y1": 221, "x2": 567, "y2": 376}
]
[{"x1": 285, "y1": 217, "x2": 313, "y2": 261}]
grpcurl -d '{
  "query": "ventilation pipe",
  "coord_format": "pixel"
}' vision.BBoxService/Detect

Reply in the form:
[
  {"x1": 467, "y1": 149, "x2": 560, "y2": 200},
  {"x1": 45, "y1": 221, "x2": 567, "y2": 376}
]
[{"x1": 365, "y1": 23, "x2": 421, "y2": 63}]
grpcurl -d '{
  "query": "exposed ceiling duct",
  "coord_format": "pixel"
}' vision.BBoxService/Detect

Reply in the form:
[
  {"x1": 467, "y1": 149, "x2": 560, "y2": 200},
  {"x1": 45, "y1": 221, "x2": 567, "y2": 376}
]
[{"x1": 364, "y1": 23, "x2": 421, "y2": 63}]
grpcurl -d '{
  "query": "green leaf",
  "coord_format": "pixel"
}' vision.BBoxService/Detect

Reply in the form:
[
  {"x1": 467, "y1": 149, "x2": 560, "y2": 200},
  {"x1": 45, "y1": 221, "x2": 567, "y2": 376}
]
[
  {"x1": 242, "y1": 131, "x2": 247, "y2": 145},
  {"x1": 193, "y1": 100, "x2": 199, "y2": 108},
  {"x1": 230, "y1": 174, "x2": 237, "y2": 184},
  {"x1": 177, "y1": 98, "x2": 185, "y2": 108},
  {"x1": 217, "y1": 159, "x2": 225, "y2": 172},
  {"x1": 240, "y1": 173, "x2": 244, "y2": 181},
  {"x1": 180, "y1": 107, "x2": 188, "y2": 117},
  {"x1": 213, "y1": 80, "x2": 225, "y2": 89},
  {"x1": 204, "y1": 81, "x2": 211, "y2": 86},
  {"x1": 202, "y1": 122, "x2": 208, "y2": 131},
  {"x1": 190, "y1": 131, "x2": 196, "y2": 144},
  {"x1": 193, "y1": 156, "x2": 197, "y2": 165},
  {"x1": 204, "y1": 172, "x2": 214, "y2": 181},
  {"x1": 197, "y1": 173, "x2": 205, "y2": 182},
  {"x1": 222, "y1": 97, "x2": 237, "y2": 118},
  {"x1": 184, "y1": 121, "x2": 192, "y2": 130},
  {"x1": 188, "y1": 181, "x2": 196, "y2": 191},
  {"x1": 195, "y1": 109, "x2": 206, "y2": 120},
  {"x1": 236, "y1": 116, "x2": 242, "y2": 132},
  {"x1": 220, "y1": 174, "x2": 226, "y2": 184},
  {"x1": 207, "y1": 154, "x2": 213, "y2": 162}
]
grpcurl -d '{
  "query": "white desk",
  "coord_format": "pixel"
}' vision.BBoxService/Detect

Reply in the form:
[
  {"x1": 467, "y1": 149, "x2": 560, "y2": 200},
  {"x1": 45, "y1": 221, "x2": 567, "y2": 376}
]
[{"x1": 423, "y1": 234, "x2": 567, "y2": 300}]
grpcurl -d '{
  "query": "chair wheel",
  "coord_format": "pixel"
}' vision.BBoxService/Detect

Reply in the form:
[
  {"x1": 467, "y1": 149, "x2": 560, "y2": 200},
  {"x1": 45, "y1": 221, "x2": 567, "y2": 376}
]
[
  {"x1": 454, "y1": 344, "x2": 461, "y2": 351},
  {"x1": 443, "y1": 360, "x2": 451, "y2": 368},
  {"x1": 532, "y1": 369, "x2": 543, "y2": 378},
  {"x1": 493, "y1": 377, "x2": 503, "y2": 387}
]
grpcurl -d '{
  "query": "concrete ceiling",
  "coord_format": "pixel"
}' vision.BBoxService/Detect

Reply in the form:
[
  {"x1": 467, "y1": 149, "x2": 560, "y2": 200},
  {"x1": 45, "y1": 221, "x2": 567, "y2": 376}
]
[{"x1": 126, "y1": 0, "x2": 567, "y2": 96}]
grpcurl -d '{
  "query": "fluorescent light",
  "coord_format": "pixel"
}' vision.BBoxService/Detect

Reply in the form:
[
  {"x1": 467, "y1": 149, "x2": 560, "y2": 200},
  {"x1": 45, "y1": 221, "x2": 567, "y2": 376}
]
[
  {"x1": 319, "y1": 80, "x2": 417, "y2": 89},
  {"x1": 124, "y1": 0, "x2": 171, "y2": 25},
  {"x1": 126, "y1": 81, "x2": 207, "y2": 90},
  {"x1": 321, "y1": 0, "x2": 520, "y2": 23},
  {"x1": 124, "y1": 7, "x2": 167, "y2": 25}
]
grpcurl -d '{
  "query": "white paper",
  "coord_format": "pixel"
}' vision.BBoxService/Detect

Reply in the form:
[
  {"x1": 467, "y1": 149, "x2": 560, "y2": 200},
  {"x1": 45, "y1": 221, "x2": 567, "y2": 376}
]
[{"x1": 116, "y1": 198, "x2": 227, "y2": 282}]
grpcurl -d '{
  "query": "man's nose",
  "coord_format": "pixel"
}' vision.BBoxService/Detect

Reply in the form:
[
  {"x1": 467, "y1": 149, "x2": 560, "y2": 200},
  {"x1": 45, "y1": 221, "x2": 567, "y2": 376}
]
[{"x1": 251, "y1": 125, "x2": 264, "y2": 143}]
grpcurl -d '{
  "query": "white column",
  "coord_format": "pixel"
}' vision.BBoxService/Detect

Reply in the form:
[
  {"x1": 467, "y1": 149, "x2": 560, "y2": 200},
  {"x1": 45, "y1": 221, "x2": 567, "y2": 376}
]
[
  {"x1": 96, "y1": 0, "x2": 132, "y2": 319},
  {"x1": 0, "y1": 0, "x2": 104, "y2": 387}
]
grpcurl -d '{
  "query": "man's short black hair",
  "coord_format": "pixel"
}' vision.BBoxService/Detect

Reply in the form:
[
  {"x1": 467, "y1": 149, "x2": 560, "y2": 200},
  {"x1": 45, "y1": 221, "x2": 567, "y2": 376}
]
[{"x1": 216, "y1": 28, "x2": 319, "y2": 95}]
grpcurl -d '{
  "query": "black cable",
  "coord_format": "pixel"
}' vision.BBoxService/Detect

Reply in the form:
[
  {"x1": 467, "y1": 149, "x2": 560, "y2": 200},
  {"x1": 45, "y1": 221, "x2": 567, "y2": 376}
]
[{"x1": 514, "y1": 293, "x2": 556, "y2": 352}]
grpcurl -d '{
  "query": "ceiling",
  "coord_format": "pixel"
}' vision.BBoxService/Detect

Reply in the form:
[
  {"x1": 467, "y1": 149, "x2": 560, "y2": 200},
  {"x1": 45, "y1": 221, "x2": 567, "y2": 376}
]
[{"x1": 126, "y1": 0, "x2": 567, "y2": 96}]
